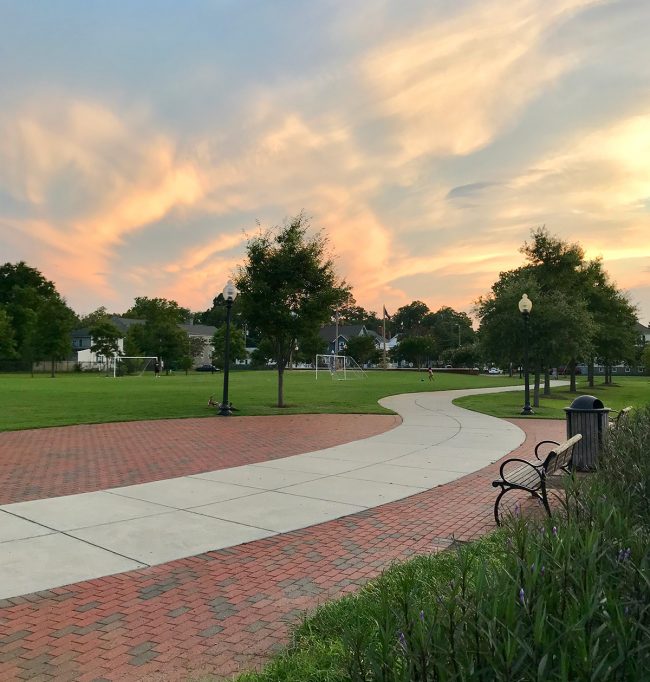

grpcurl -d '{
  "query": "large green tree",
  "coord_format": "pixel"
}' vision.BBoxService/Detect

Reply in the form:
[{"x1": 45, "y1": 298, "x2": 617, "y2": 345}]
[
  {"x1": 423, "y1": 306, "x2": 475, "y2": 354},
  {"x1": 0, "y1": 307, "x2": 17, "y2": 358},
  {"x1": 123, "y1": 297, "x2": 190, "y2": 324},
  {"x1": 391, "y1": 335, "x2": 437, "y2": 369},
  {"x1": 89, "y1": 319, "x2": 122, "y2": 375},
  {"x1": 0, "y1": 262, "x2": 61, "y2": 364},
  {"x1": 235, "y1": 212, "x2": 348, "y2": 407},
  {"x1": 35, "y1": 297, "x2": 78, "y2": 377},
  {"x1": 392, "y1": 301, "x2": 430, "y2": 336},
  {"x1": 345, "y1": 335, "x2": 379, "y2": 366},
  {"x1": 211, "y1": 325, "x2": 246, "y2": 368}
]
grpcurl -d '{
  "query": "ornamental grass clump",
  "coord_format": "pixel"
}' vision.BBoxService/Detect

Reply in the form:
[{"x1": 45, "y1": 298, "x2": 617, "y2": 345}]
[{"x1": 240, "y1": 408, "x2": 650, "y2": 682}]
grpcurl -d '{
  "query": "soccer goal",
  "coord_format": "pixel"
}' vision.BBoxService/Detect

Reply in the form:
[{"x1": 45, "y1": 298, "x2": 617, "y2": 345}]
[
  {"x1": 315, "y1": 354, "x2": 367, "y2": 380},
  {"x1": 113, "y1": 356, "x2": 158, "y2": 377}
]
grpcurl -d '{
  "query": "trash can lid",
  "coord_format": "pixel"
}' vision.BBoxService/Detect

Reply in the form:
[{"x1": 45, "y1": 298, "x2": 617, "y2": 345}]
[{"x1": 567, "y1": 395, "x2": 605, "y2": 410}]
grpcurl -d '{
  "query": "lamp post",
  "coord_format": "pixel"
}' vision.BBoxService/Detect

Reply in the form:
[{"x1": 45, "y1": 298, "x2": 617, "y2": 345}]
[
  {"x1": 219, "y1": 280, "x2": 238, "y2": 416},
  {"x1": 518, "y1": 293, "x2": 534, "y2": 415}
]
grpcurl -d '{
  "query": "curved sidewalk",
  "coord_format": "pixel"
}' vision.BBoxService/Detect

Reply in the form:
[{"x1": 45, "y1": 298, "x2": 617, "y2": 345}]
[
  {"x1": 0, "y1": 388, "x2": 565, "y2": 681},
  {"x1": 3, "y1": 386, "x2": 528, "y2": 601}
]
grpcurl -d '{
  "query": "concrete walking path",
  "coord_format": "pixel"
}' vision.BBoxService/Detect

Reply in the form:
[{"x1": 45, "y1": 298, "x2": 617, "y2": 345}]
[{"x1": 2, "y1": 385, "x2": 534, "y2": 601}]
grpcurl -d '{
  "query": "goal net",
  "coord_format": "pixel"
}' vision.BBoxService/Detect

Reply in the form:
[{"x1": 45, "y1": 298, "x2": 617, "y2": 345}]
[
  {"x1": 315, "y1": 354, "x2": 367, "y2": 380},
  {"x1": 113, "y1": 356, "x2": 158, "y2": 377}
]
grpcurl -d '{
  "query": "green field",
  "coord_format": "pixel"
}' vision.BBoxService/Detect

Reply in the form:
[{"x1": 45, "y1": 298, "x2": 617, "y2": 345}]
[
  {"x1": 454, "y1": 376, "x2": 650, "y2": 419},
  {"x1": 0, "y1": 370, "x2": 524, "y2": 432}
]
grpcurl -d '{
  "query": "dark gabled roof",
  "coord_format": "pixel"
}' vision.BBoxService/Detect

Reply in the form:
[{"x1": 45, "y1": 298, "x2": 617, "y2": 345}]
[
  {"x1": 636, "y1": 321, "x2": 650, "y2": 334},
  {"x1": 319, "y1": 324, "x2": 366, "y2": 342},
  {"x1": 108, "y1": 315, "x2": 145, "y2": 334},
  {"x1": 179, "y1": 323, "x2": 217, "y2": 336}
]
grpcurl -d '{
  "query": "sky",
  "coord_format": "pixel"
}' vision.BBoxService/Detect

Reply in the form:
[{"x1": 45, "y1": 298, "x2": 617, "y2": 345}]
[{"x1": 1, "y1": 0, "x2": 649, "y2": 323}]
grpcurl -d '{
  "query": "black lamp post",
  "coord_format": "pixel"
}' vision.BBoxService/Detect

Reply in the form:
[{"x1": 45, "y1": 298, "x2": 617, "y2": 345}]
[
  {"x1": 518, "y1": 293, "x2": 534, "y2": 415},
  {"x1": 219, "y1": 280, "x2": 238, "y2": 416}
]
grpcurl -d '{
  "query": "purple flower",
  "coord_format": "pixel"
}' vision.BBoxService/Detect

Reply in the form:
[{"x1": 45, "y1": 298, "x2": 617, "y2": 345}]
[
  {"x1": 514, "y1": 502, "x2": 521, "y2": 517},
  {"x1": 530, "y1": 563, "x2": 536, "y2": 572},
  {"x1": 540, "y1": 566, "x2": 545, "y2": 577},
  {"x1": 398, "y1": 631, "x2": 407, "y2": 651},
  {"x1": 552, "y1": 526, "x2": 558, "y2": 537},
  {"x1": 419, "y1": 610, "x2": 425, "y2": 623},
  {"x1": 519, "y1": 587, "x2": 525, "y2": 605}
]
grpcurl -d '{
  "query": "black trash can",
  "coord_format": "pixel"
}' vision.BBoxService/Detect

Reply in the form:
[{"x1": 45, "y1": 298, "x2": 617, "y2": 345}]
[{"x1": 564, "y1": 395, "x2": 610, "y2": 471}]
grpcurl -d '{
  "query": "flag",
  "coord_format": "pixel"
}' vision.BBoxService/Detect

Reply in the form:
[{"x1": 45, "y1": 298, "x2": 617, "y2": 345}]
[{"x1": 383, "y1": 306, "x2": 391, "y2": 320}]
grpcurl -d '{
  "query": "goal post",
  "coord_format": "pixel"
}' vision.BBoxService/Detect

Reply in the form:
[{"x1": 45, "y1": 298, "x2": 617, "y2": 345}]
[
  {"x1": 113, "y1": 356, "x2": 158, "y2": 377},
  {"x1": 315, "y1": 354, "x2": 367, "y2": 380}
]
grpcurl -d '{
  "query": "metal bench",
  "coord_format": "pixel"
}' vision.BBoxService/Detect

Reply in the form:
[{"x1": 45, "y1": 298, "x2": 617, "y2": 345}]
[
  {"x1": 609, "y1": 406, "x2": 632, "y2": 430},
  {"x1": 492, "y1": 434, "x2": 582, "y2": 526}
]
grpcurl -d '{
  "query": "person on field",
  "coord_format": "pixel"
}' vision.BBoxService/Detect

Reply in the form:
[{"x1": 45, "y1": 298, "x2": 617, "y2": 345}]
[{"x1": 428, "y1": 366, "x2": 434, "y2": 381}]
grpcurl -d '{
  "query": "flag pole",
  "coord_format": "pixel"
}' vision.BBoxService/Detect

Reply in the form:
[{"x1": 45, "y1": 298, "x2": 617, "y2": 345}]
[{"x1": 382, "y1": 308, "x2": 387, "y2": 369}]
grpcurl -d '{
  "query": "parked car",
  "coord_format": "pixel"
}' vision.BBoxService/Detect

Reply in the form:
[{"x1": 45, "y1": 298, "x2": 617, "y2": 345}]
[
  {"x1": 488, "y1": 367, "x2": 502, "y2": 375},
  {"x1": 195, "y1": 364, "x2": 220, "y2": 372}
]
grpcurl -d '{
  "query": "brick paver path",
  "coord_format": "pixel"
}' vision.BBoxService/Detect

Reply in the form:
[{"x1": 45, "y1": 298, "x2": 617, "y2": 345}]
[
  {"x1": 0, "y1": 414, "x2": 400, "y2": 505},
  {"x1": 0, "y1": 417, "x2": 564, "y2": 681}
]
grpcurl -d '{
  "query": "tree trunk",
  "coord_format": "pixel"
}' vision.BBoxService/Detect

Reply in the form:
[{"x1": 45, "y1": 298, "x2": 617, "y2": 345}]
[
  {"x1": 588, "y1": 358, "x2": 594, "y2": 388},
  {"x1": 533, "y1": 368, "x2": 541, "y2": 407},
  {"x1": 50, "y1": 358, "x2": 55, "y2": 378},
  {"x1": 277, "y1": 364, "x2": 285, "y2": 408},
  {"x1": 569, "y1": 358, "x2": 577, "y2": 392},
  {"x1": 543, "y1": 365, "x2": 551, "y2": 396}
]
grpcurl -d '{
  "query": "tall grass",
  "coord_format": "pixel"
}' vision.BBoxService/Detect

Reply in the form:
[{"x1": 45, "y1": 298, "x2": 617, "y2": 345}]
[{"x1": 240, "y1": 409, "x2": 650, "y2": 681}]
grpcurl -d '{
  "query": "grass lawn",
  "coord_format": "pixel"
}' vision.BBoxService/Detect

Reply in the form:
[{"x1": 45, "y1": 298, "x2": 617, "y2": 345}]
[
  {"x1": 0, "y1": 370, "x2": 523, "y2": 432},
  {"x1": 453, "y1": 376, "x2": 650, "y2": 419}
]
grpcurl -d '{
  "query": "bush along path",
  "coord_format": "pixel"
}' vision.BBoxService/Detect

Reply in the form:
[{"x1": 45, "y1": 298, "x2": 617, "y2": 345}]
[{"x1": 241, "y1": 408, "x2": 650, "y2": 681}]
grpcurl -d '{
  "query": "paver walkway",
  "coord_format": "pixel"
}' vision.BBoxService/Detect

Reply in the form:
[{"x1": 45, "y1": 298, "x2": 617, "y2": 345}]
[{"x1": 0, "y1": 388, "x2": 565, "y2": 681}]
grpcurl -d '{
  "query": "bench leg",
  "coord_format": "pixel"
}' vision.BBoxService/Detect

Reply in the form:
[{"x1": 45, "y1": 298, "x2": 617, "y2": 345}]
[{"x1": 494, "y1": 486, "x2": 549, "y2": 526}]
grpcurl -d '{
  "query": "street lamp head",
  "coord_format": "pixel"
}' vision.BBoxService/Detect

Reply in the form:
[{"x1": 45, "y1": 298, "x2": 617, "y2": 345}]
[
  {"x1": 222, "y1": 280, "x2": 238, "y2": 302},
  {"x1": 518, "y1": 293, "x2": 533, "y2": 315}
]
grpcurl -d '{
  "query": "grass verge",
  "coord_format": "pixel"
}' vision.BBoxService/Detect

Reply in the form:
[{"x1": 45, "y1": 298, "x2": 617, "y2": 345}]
[{"x1": 453, "y1": 376, "x2": 650, "y2": 419}]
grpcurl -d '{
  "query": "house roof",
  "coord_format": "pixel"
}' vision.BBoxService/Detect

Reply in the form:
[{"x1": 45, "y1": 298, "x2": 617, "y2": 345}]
[
  {"x1": 636, "y1": 321, "x2": 650, "y2": 335},
  {"x1": 319, "y1": 324, "x2": 366, "y2": 342},
  {"x1": 179, "y1": 323, "x2": 217, "y2": 336}
]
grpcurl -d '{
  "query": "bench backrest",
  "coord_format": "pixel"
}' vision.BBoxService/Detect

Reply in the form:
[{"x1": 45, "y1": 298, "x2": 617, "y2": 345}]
[
  {"x1": 542, "y1": 434, "x2": 582, "y2": 475},
  {"x1": 612, "y1": 406, "x2": 632, "y2": 429}
]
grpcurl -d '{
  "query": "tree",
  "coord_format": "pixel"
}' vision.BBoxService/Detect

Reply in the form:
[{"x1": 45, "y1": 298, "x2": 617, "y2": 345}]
[
  {"x1": 235, "y1": 212, "x2": 349, "y2": 407},
  {"x1": 78, "y1": 306, "x2": 111, "y2": 328},
  {"x1": 295, "y1": 331, "x2": 327, "y2": 366},
  {"x1": 0, "y1": 307, "x2": 17, "y2": 358},
  {"x1": 0, "y1": 262, "x2": 60, "y2": 363},
  {"x1": 423, "y1": 307, "x2": 475, "y2": 354},
  {"x1": 188, "y1": 336, "x2": 208, "y2": 363},
  {"x1": 211, "y1": 325, "x2": 246, "y2": 368},
  {"x1": 642, "y1": 344, "x2": 650, "y2": 373},
  {"x1": 89, "y1": 320, "x2": 121, "y2": 374},
  {"x1": 34, "y1": 297, "x2": 77, "y2": 377},
  {"x1": 334, "y1": 293, "x2": 380, "y2": 329},
  {"x1": 392, "y1": 301, "x2": 430, "y2": 336},
  {"x1": 391, "y1": 335, "x2": 437, "y2": 369},
  {"x1": 126, "y1": 319, "x2": 187, "y2": 370},
  {"x1": 345, "y1": 335, "x2": 379, "y2": 366},
  {"x1": 123, "y1": 297, "x2": 190, "y2": 325}
]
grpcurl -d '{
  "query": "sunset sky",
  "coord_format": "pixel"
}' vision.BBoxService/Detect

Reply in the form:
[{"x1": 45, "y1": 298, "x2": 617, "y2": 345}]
[{"x1": 1, "y1": 0, "x2": 649, "y2": 323}]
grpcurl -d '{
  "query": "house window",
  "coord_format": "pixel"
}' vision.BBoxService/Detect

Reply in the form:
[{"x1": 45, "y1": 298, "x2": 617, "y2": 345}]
[
  {"x1": 612, "y1": 366, "x2": 618, "y2": 373},
  {"x1": 625, "y1": 366, "x2": 631, "y2": 373}
]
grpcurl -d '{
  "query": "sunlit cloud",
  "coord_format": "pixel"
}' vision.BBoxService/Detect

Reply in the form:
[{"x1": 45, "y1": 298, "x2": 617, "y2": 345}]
[{"x1": 0, "y1": 0, "x2": 649, "y2": 323}]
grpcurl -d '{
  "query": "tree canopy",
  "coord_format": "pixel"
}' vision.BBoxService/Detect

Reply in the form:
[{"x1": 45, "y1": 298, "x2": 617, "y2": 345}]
[{"x1": 235, "y1": 212, "x2": 348, "y2": 406}]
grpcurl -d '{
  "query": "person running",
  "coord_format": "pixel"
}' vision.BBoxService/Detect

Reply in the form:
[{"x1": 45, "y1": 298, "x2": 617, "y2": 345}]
[{"x1": 428, "y1": 366, "x2": 434, "y2": 381}]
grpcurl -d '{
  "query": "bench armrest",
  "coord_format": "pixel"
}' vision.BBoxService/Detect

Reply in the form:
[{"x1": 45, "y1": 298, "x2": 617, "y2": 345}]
[{"x1": 534, "y1": 440, "x2": 560, "y2": 461}]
